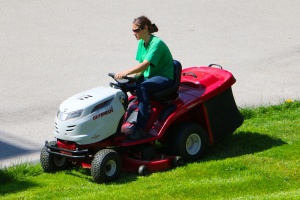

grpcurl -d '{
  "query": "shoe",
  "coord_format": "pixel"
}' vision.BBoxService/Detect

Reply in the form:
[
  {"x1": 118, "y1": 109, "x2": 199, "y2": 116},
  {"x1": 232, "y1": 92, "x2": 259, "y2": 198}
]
[{"x1": 128, "y1": 125, "x2": 147, "y2": 140}]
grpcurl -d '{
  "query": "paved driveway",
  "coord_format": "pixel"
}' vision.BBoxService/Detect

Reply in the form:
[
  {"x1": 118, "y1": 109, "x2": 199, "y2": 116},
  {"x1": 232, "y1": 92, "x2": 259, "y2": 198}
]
[{"x1": 1, "y1": 0, "x2": 299, "y2": 167}]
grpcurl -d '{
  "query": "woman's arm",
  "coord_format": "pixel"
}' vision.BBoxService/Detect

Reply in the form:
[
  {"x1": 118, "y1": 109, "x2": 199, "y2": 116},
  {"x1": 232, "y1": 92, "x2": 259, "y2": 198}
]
[{"x1": 115, "y1": 60, "x2": 150, "y2": 79}]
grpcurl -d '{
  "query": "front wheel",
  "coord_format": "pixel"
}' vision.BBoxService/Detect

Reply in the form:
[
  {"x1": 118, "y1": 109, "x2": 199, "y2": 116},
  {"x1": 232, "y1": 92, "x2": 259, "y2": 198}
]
[
  {"x1": 170, "y1": 123, "x2": 208, "y2": 161},
  {"x1": 40, "y1": 141, "x2": 71, "y2": 172},
  {"x1": 91, "y1": 149, "x2": 122, "y2": 183}
]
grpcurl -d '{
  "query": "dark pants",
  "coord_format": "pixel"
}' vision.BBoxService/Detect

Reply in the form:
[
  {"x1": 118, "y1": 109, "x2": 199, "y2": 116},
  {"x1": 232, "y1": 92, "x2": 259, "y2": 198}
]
[{"x1": 128, "y1": 76, "x2": 174, "y2": 130}]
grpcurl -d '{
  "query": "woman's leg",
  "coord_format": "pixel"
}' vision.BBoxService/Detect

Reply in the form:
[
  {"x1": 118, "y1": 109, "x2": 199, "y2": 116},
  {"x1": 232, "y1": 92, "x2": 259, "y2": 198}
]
[{"x1": 135, "y1": 76, "x2": 174, "y2": 130}]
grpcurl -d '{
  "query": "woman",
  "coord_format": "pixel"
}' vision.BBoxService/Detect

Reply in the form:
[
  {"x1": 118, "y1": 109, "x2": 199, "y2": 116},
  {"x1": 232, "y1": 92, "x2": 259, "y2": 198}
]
[{"x1": 115, "y1": 16, "x2": 174, "y2": 140}]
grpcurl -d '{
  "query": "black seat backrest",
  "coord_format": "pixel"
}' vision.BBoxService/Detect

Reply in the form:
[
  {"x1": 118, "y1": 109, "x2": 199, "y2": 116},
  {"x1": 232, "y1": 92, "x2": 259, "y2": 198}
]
[{"x1": 150, "y1": 60, "x2": 182, "y2": 101}]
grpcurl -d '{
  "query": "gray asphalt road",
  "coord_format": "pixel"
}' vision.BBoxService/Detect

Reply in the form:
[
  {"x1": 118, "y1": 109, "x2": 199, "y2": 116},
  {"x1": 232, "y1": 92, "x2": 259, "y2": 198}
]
[{"x1": 1, "y1": 0, "x2": 300, "y2": 168}]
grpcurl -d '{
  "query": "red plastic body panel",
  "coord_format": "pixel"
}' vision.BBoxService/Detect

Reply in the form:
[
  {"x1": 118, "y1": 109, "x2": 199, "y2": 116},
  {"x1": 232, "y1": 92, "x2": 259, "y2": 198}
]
[{"x1": 180, "y1": 66, "x2": 236, "y2": 101}]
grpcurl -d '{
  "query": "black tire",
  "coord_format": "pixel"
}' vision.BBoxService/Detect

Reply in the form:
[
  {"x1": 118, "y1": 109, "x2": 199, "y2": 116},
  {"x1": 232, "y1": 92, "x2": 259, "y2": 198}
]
[
  {"x1": 91, "y1": 149, "x2": 122, "y2": 183},
  {"x1": 40, "y1": 141, "x2": 71, "y2": 172},
  {"x1": 169, "y1": 122, "x2": 208, "y2": 161},
  {"x1": 138, "y1": 165, "x2": 150, "y2": 176},
  {"x1": 173, "y1": 156, "x2": 185, "y2": 167}
]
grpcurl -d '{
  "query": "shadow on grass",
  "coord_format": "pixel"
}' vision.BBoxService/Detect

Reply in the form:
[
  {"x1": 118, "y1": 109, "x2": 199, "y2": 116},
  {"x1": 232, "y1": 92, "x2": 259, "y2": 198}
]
[
  {"x1": 203, "y1": 131, "x2": 287, "y2": 161},
  {"x1": 109, "y1": 172, "x2": 138, "y2": 185},
  {"x1": 63, "y1": 167, "x2": 93, "y2": 182},
  {"x1": 0, "y1": 169, "x2": 38, "y2": 196},
  {"x1": 64, "y1": 166, "x2": 138, "y2": 185}
]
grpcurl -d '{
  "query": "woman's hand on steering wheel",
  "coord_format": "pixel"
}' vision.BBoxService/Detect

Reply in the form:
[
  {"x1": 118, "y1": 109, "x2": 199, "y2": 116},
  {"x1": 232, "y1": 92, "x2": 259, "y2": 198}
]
[{"x1": 114, "y1": 72, "x2": 128, "y2": 80}]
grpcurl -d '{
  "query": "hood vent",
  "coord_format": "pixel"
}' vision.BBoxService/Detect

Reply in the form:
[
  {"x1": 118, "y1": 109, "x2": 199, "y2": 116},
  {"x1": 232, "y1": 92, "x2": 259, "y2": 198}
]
[{"x1": 78, "y1": 95, "x2": 93, "y2": 100}]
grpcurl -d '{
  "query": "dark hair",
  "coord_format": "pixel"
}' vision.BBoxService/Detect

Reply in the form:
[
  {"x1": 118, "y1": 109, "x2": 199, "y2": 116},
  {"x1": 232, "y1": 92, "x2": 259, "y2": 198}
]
[{"x1": 133, "y1": 16, "x2": 158, "y2": 33}]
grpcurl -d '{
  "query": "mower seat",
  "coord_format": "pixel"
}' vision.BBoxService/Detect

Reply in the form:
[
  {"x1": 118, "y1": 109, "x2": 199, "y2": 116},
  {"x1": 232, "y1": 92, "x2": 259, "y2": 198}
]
[{"x1": 150, "y1": 60, "x2": 182, "y2": 101}]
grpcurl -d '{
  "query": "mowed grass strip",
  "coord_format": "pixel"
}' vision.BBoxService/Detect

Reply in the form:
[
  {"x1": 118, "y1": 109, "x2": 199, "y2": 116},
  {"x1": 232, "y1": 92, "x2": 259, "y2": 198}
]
[{"x1": 1, "y1": 101, "x2": 299, "y2": 200}]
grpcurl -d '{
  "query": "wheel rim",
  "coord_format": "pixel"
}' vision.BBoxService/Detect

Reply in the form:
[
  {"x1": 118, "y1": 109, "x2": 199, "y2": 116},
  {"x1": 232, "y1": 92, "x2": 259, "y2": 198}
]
[
  {"x1": 186, "y1": 133, "x2": 201, "y2": 155},
  {"x1": 105, "y1": 160, "x2": 117, "y2": 176},
  {"x1": 53, "y1": 155, "x2": 66, "y2": 167}
]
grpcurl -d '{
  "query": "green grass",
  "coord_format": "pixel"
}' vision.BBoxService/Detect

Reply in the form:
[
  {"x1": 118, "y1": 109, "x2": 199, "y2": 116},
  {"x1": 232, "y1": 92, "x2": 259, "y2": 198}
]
[{"x1": 1, "y1": 101, "x2": 300, "y2": 200}]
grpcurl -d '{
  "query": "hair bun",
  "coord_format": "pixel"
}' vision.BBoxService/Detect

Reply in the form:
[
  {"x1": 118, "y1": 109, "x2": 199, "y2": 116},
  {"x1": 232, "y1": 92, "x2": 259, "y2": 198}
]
[{"x1": 149, "y1": 23, "x2": 158, "y2": 33}]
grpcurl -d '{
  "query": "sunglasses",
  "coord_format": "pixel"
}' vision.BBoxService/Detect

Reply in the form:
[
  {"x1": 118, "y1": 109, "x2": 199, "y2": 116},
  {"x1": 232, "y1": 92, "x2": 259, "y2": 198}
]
[{"x1": 132, "y1": 27, "x2": 143, "y2": 33}]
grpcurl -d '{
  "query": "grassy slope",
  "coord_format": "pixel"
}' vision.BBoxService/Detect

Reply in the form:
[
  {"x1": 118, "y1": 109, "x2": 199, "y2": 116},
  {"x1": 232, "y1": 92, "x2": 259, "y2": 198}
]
[{"x1": 0, "y1": 101, "x2": 299, "y2": 200}]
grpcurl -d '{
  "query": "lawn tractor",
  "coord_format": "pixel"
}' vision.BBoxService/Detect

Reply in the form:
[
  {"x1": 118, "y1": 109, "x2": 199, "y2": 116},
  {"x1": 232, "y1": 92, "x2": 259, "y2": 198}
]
[{"x1": 40, "y1": 60, "x2": 243, "y2": 183}]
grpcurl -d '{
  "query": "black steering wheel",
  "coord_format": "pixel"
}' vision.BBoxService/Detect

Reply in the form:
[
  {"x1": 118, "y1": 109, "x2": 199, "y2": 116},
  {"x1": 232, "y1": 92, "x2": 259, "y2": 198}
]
[{"x1": 108, "y1": 73, "x2": 137, "y2": 84}]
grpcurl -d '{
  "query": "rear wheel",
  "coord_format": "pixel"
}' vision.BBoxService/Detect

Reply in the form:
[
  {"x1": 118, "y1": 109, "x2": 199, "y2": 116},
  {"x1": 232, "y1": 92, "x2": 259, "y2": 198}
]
[
  {"x1": 169, "y1": 122, "x2": 208, "y2": 161},
  {"x1": 91, "y1": 149, "x2": 122, "y2": 183},
  {"x1": 40, "y1": 141, "x2": 71, "y2": 172}
]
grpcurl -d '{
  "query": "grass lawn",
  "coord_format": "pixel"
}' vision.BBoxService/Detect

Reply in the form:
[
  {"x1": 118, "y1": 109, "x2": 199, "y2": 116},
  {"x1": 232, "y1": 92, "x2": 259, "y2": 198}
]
[{"x1": 0, "y1": 101, "x2": 299, "y2": 200}]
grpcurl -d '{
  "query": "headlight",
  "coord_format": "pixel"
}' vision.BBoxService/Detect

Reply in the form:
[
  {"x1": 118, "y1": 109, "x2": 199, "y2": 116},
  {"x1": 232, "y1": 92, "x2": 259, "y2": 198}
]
[{"x1": 57, "y1": 109, "x2": 83, "y2": 121}]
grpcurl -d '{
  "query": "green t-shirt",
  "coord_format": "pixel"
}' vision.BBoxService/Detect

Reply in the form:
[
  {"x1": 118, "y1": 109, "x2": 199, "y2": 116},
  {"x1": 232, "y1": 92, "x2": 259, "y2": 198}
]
[{"x1": 136, "y1": 35, "x2": 174, "y2": 80}]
